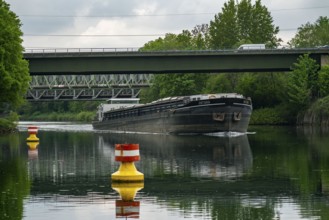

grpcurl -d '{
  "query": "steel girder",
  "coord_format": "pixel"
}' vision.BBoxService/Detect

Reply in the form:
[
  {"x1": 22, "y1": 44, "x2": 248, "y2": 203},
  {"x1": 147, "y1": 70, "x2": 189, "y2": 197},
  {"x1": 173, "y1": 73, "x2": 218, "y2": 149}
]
[{"x1": 27, "y1": 74, "x2": 153, "y2": 101}]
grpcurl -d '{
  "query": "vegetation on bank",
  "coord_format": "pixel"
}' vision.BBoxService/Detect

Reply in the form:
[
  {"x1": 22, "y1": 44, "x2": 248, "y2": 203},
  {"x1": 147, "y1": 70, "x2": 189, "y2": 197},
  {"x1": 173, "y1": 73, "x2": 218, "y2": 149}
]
[
  {"x1": 19, "y1": 111, "x2": 95, "y2": 122},
  {"x1": 18, "y1": 101, "x2": 99, "y2": 122},
  {"x1": 298, "y1": 96, "x2": 329, "y2": 126},
  {"x1": 0, "y1": 112, "x2": 18, "y2": 133}
]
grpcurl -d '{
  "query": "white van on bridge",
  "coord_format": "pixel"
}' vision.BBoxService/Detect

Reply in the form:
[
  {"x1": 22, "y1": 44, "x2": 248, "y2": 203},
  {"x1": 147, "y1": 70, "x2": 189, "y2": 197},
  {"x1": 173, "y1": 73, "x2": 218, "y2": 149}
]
[{"x1": 238, "y1": 44, "x2": 266, "y2": 50}]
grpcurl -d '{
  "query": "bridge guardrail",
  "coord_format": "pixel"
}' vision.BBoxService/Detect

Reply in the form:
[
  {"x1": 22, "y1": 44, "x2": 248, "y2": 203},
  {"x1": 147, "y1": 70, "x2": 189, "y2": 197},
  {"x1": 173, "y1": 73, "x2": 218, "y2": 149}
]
[{"x1": 24, "y1": 47, "x2": 140, "y2": 54}]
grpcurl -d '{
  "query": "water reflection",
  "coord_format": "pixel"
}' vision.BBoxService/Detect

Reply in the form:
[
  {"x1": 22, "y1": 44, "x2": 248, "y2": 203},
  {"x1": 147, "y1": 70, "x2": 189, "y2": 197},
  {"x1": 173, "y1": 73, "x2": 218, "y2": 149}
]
[
  {"x1": 0, "y1": 134, "x2": 30, "y2": 220},
  {"x1": 112, "y1": 182, "x2": 143, "y2": 218},
  {"x1": 101, "y1": 133, "x2": 252, "y2": 180},
  {"x1": 26, "y1": 132, "x2": 252, "y2": 192},
  {"x1": 27, "y1": 141, "x2": 39, "y2": 160},
  {"x1": 3, "y1": 124, "x2": 329, "y2": 219},
  {"x1": 23, "y1": 131, "x2": 253, "y2": 219}
]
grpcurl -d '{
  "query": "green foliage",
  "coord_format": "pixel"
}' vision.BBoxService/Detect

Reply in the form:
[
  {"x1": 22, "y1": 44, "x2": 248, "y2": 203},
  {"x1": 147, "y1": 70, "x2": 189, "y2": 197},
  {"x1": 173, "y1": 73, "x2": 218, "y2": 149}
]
[
  {"x1": 77, "y1": 111, "x2": 95, "y2": 121},
  {"x1": 140, "y1": 32, "x2": 193, "y2": 51},
  {"x1": 250, "y1": 0, "x2": 280, "y2": 48},
  {"x1": 140, "y1": 26, "x2": 211, "y2": 52},
  {"x1": 20, "y1": 111, "x2": 95, "y2": 122},
  {"x1": 18, "y1": 101, "x2": 99, "y2": 122},
  {"x1": 0, "y1": 0, "x2": 30, "y2": 110},
  {"x1": 208, "y1": 0, "x2": 280, "y2": 49},
  {"x1": 209, "y1": 0, "x2": 239, "y2": 49},
  {"x1": 285, "y1": 54, "x2": 320, "y2": 113},
  {"x1": 140, "y1": 73, "x2": 209, "y2": 101},
  {"x1": 300, "y1": 95, "x2": 329, "y2": 125},
  {"x1": 250, "y1": 107, "x2": 288, "y2": 125},
  {"x1": 204, "y1": 72, "x2": 286, "y2": 109},
  {"x1": 0, "y1": 1, "x2": 29, "y2": 133},
  {"x1": 190, "y1": 24, "x2": 209, "y2": 50},
  {"x1": 0, "y1": 112, "x2": 18, "y2": 133},
  {"x1": 204, "y1": 73, "x2": 236, "y2": 93},
  {"x1": 310, "y1": 96, "x2": 329, "y2": 116},
  {"x1": 19, "y1": 101, "x2": 100, "y2": 114},
  {"x1": 289, "y1": 16, "x2": 329, "y2": 48},
  {"x1": 318, "y1": 66, "x2": 329, "y2": 97},
  {"x1": 236, "y1": 73, "x2": 286, "y2": 108}
]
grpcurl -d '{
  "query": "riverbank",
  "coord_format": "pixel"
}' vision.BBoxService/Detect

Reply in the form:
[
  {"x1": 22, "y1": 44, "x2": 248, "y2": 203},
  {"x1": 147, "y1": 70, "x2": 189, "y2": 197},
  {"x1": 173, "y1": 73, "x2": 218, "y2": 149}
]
[
  {"x1": 0, "y1": 113, "x2": 19, "y2": 134},
  {"x1": 297, "y1": 96, "x2": 329, "y2": 126},
  {"x1": 19, "y1": 111, "x2": 95, "y2": 122}
]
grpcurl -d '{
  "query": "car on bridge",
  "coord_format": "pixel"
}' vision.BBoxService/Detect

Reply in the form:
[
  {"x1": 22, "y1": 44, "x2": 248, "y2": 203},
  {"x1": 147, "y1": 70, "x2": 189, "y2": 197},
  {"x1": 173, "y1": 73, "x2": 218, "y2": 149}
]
[{"x1": 237, "y1": 44, "x2": 266, "y2": 50}]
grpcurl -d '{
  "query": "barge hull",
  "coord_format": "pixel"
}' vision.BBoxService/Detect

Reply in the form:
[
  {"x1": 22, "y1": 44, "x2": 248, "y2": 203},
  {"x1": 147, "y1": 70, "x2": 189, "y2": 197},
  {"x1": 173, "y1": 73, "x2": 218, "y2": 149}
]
[{"x1": 92, "y1": 103, "x2": 251, "y2": 134}]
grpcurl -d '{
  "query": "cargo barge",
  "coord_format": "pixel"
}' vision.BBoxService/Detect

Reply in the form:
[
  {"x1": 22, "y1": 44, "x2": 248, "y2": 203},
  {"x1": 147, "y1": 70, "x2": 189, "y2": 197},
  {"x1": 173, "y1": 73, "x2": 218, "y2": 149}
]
[{"x1": 92, "y1": 93, "x2": 252, "y2": 134}]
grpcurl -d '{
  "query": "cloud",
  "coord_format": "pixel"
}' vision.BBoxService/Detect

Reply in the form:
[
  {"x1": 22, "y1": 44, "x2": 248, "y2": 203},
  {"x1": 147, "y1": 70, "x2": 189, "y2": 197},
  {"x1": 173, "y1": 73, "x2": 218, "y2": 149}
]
[{"x1": 5, "y1": 0, "x2": 329, "y2": 48}]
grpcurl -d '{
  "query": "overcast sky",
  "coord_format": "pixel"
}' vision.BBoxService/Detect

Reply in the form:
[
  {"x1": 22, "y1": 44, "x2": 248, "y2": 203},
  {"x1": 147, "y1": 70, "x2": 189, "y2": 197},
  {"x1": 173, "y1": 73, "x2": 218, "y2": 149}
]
[{"x1": 5, "y1": 0, "x2": 329, "y2": 49}]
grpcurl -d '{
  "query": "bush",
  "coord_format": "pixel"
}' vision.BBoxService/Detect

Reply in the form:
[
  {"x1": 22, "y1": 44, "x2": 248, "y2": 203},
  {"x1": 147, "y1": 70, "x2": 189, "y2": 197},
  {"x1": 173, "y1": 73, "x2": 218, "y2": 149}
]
[
  {"x1": 19, "y1": 111, "x2": 96, "y2": 122},
  {"x1": 0, "y1": 112, "x2": 18, "y2": 133},
  {"x1": 298, "y1": 96, "x2": 329, "y2": 125},
  {"x1": 77, "y1": 111, "x2": 95, "y2": 121},
  {"x1": 250, "y1": 107, "x2": 288, "y2": 125}
]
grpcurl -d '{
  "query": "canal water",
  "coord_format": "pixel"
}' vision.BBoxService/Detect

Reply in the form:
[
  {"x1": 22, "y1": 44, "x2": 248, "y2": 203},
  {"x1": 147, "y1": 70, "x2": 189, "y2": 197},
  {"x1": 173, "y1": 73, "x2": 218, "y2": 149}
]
[{"x1": 1, "y1": 122, "x2": 329, "y2": 220}]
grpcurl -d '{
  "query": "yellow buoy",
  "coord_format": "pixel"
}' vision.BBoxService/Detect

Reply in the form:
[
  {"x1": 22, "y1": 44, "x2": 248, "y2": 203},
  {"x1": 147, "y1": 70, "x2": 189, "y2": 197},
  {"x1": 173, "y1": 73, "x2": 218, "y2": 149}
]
[
  {"x1": 26, "y1": 126, "x2": 39, "y2": 142},
  {"x1": 111, "y1": 144, "x2": 144, "y2": 182}
]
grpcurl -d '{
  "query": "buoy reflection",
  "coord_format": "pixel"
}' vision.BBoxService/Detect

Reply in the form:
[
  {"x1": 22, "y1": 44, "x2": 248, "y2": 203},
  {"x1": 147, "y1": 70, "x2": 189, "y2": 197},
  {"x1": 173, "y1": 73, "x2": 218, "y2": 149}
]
[{"x1": 112, "y1": 182, "x2": 144, "y2": 219}]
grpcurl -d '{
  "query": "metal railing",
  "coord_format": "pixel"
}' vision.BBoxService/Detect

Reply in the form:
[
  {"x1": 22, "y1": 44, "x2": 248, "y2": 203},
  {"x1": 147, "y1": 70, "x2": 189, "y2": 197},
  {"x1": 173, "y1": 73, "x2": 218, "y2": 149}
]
[{"x1": 24, "y1": 47, "x2": 140, "y2": 54}]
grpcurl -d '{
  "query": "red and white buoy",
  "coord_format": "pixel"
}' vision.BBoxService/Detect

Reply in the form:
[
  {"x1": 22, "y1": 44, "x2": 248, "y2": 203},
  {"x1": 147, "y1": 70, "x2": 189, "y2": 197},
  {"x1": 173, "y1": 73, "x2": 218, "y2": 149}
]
[
  {"x1": 27, "y1": 141, "x2": 39, "y2": 160},
  {"x1": 112, "y1": 181, "x2": 144, "y2": 219},
  {"x1": 111, "y1": 144, "x2": 144, "y2": 182},
  {"x1": 115, "y1": 200, "x2": 140, "y2": 218},
  {"x1": 26, "y1": 126, "x2": 39, "y2": 142}
]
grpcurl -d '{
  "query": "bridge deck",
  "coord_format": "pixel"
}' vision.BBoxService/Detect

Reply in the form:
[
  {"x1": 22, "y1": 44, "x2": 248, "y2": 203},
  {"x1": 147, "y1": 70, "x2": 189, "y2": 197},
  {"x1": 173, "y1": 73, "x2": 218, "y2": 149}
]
[{"x1": 24, "y1": 49, "x2": 329, "y2": 75}]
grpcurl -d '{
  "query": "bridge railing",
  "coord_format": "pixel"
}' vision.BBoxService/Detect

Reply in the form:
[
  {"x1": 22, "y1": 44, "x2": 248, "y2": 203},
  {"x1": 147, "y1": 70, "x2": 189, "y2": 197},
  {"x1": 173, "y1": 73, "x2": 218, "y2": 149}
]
[{"x1": 24, "y1": 47, "x2": 140, "y2": 54}]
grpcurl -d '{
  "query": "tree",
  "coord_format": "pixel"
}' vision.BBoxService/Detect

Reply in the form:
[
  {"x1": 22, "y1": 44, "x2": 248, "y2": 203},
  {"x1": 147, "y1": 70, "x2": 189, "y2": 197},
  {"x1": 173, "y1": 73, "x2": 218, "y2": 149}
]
[
  {"x1": 236, "y1": 72, "x2": 285, "y2": 108},
  {"x1": 191, "y1": 24, "x2": 209, "y2": 50},
  {"x1": 208, "y1": 0, "x2": 239, "y2": 49},
  {"x1": 140, "y1": 73, "x2": 209, "y2": 102},
  {"x1": 285, "y1": 54, "x2": 319, "y2": 111},
  {"x1": 0, "y1": 0, "x2": 30, "y2": 131},
  {"x1": 289, "y1": 16, "x2": 329, "y2": 48},
  {"x1": 204, "y1": 73, "x2": 236, "y2": 93},
  {"x1": 140, "y1": 31, "x2": 195, "y2": 51},
  {"x1": 208, "y1": 0, "x2": 280, "y2": 49},
  {"x1": 318, "y1": 66, "x2": 329, "y2": 97}
]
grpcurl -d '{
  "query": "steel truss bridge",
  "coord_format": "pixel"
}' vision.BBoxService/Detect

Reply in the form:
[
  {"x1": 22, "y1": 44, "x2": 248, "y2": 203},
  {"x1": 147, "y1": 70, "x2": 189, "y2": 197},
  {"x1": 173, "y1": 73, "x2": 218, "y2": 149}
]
[{"x1": 27, "y1": 74, "x2": 153, "y2": 101}]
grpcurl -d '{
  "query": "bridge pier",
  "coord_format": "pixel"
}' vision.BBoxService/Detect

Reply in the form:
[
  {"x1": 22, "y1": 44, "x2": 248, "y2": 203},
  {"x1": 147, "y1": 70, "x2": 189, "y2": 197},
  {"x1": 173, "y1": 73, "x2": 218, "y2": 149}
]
[{"x1": 321, "y1": 55, "x2": 329, "y2": 67}]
